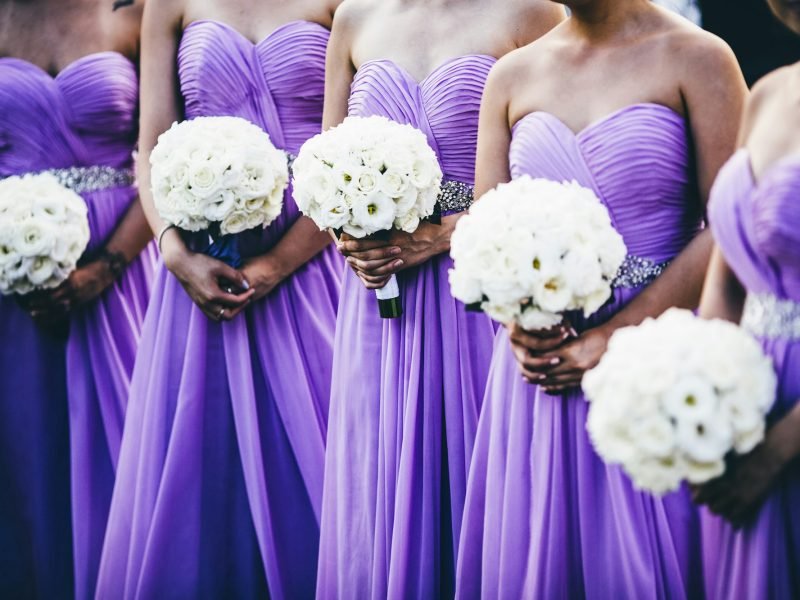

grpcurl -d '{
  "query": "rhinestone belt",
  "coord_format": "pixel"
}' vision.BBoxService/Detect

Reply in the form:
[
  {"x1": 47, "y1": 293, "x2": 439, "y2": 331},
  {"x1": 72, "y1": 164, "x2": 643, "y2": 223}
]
[
  {"x1": 437, "y1": 179, "x2": 474, "y2": 216},
  {"x1": 611, "y1": 255, "x2": 669, "y2": 289},
  {"x1": 742, "y1": 292, "x2": 800, "y2": 340},
  {"x1": 1, "y1": 165, "x2": 136, "y2": 194}
]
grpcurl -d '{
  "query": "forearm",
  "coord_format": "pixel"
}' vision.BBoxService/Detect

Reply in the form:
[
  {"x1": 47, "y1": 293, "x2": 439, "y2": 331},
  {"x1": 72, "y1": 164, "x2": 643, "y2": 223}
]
[
  {"x1": 603, "y1": 228, "x2": 714, "y2": 333},
  {"x1": 101, "y1": 198, "x2": 154, "y2": 263},
  {"x1": 698, "y1": 245, "x2": 746, "y2": 323},
  {"x1": 264, "y1": 216, "x2": 332, "y2": 280},
  {"x1": 770, "y1": 404, "x2": 800, "y2": 464}
]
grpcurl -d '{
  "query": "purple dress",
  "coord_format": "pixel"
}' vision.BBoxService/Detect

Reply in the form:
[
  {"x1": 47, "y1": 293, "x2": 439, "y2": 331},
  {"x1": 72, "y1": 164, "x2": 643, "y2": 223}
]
[
  {"x1": 456, "y1": 105, "x2": 705, "y2": 598},
  {"x1": 96, "y1": 21, "x2": 340, "y2": 598},
  {"x1": 702, "y1": 149, "x2": 800, "y2": 599},
  {"x1": 317, "y1": 56, "x2": 498, "y2": 599},
  {"x1": 0, "y1": 53, "x2": 154, "y2": 598}
]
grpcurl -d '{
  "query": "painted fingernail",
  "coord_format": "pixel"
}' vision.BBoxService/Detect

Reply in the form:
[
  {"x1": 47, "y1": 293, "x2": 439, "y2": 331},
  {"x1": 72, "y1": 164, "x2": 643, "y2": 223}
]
[
  {"x1": 536, "y1": 374, "x2": 547, "y2": 380},
  {"x1": 394, "y1": 260, "x2": 404, "y2": 268},
  {"x1": 241, "y1": 279, "x2": 250, "y2": 290},
  {"x1": 569, "y1": 327, "x2": 578, "y2": 337},
  {"x1": 550, "y1": 358, "x2": 560, "y2": 365}
]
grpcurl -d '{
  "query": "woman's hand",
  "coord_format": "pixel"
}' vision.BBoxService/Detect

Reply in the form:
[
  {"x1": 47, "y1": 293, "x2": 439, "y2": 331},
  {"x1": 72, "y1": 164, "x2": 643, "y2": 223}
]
[
  {"x1": 692, "y1": 442, "x2": 785, "y2": 528},
  {"x1": 692, "y1": 406, "x2": 800, "y2": 527},
  {"x1": 240, "y1": 253, "x2": 288, "y2": 302},
  {"x1": 162, "y1": 234, "x2": 254, "y2": 321},
  {"x1": 337, "y1": 222, "x2": 446, "y2": 289},
  {"x1": 534, "y1": 326, "x2": 612, "y2": 394},
  {"x1": 507, "y1": 321, "x2": 573, "y2": 383}
]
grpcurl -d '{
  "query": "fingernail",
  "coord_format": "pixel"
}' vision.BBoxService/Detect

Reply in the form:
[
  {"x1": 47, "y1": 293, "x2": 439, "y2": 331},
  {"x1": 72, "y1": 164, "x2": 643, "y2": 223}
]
[
  {"x1": 536, "y1": 374, "x2": 547, "y2": 380},
  {"x1": 394, "y1": 260, "x2": 403, "y2": 267},
  {"x1": 550, "y1": 358, "x2": 560, "y2": 365},
  {"x1": 391, "y1": 247, "x2": 401, "y2": 255},
  {"x1": 570, "y1": 327, "x2": 578, "y2": 337},
  {"x1": 242, "y1": 279, "x2": 250, "y2": 290}
]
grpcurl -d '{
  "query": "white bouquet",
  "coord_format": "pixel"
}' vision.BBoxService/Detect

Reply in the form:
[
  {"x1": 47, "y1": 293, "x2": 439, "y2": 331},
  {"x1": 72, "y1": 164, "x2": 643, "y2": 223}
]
[
  {"x1": 150, "y1": 116, "x2": 288, "y2": 265},
  {"x1": 449, "y1": 176, "x2": 626, "y2": 329},
  {"x1": 292, "y1": 115, "x2": 442, "y2": 318},
  {"x1": 584, "y1": 308, "x2": 777, "y2": 495},
  {"x1": 0, "y1": 173, "x2": 90, "y2": 296}
]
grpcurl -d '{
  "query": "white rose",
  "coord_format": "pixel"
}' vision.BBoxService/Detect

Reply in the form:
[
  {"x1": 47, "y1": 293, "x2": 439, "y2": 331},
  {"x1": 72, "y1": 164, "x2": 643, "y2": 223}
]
[
  {"x1": 27, "y1": 256, "x2": 57, "y2": 286},
  {"x1": 676, "y1": 416, "x2": 732, "y2": 463},
  {"x1": 220, "y1": 211, "x2": 250, "y2": 235},
  {"x1": 16, "y1": 221, "x2": 52, "y2": 257}
]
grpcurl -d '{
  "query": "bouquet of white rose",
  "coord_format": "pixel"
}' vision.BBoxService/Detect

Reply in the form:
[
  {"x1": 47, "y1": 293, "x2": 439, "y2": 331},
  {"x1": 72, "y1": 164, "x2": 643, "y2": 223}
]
[
  {"x1": 448, "y1": 176, "x2": 627, "y2": 329},
  {"x1": 0, "y1": 173, "x2": 90, "y2": 296},
  {"x1": 292, "y1": 115, "x2": 443, "y2": 318},
  {"x1": 150, "y1": 116, "x2": 288, "y2": 267},
  {"x1": 584, "y1": 308, "x2": 777, "y2": 495}
]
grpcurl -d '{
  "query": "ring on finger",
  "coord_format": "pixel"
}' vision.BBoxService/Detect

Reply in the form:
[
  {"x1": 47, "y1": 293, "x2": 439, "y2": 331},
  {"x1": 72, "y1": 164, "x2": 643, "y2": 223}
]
[{"x1": 218, "y1": 307, "x2": 226, "y2": 320}]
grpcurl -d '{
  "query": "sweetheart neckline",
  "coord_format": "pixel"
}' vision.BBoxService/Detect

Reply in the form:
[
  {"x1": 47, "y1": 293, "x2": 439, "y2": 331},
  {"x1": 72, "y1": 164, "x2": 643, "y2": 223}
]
[
  {"x1": 738, "y1": 147, "x2": 800, "y2": 190},
  {"x1": 513, "y1": 103, "x2": 686, "y2": 139},
  {"x1": 0, "y1": 51, "x2": 134, "y2": 82},
  {"x1": 355, "y1": 54, "x2": 496, "y2": 87},
  {"x1": 183, "y1": 19, "x2": 330, "y2": 49}
]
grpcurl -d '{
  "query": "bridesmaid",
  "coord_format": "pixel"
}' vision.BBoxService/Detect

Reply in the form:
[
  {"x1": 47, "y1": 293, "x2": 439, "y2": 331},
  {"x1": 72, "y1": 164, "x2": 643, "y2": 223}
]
[
  {"x1": 0, "y1": 1, "x2": 154, "y2": 597},
  {"x1": 694, "y1": 1, "x2": 800, "y2": 597},
  {"x1": 317, "y1": 1, "x2": 565, "y2": 597},
  {"x1": 456, "y1": 1, "x2": 747, "y2": 597},
  {"x1": 96, "y1": 0, "x2": 342, "y2": 597}
]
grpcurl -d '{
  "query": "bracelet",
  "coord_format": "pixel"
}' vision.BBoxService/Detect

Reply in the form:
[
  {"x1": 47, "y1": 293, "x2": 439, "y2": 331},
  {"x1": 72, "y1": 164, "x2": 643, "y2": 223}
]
[
  {"x1": 96, "y1": 248, "x2": 128, "y2": 280},
  {"x1": 158, "y1": 223, "x2": 177, "y2": 253}
]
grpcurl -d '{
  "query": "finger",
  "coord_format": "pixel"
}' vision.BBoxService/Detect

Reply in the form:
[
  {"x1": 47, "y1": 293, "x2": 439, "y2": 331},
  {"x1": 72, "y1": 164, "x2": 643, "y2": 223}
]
[
  {"x1": 346, "y1": 247, "x2": 402, "y2": 262},
  {"x1": 347, "y1": 257, "x2": 404, "y2": 276},
  {"x1": 358, "y1": 274, "x2": 391, "y2": 290},
  {"x1": 222, "y1": 301, "x2": 250, "y2": 320},
  {"x1": 212, "y1": 288, "x2": 256, "y2": 308},
  {"x1": 212, "y1": 263, "x2": 250, "y2": 291},
  {"x1": 339, "y1": 239, "x2": 395, "y2": 254},
  {"x1": 510, "y1": 325, "x2": 571, "y2": 352},
  {"x1": 518, "y1": 352, "x2": 562, "y2": 373}
]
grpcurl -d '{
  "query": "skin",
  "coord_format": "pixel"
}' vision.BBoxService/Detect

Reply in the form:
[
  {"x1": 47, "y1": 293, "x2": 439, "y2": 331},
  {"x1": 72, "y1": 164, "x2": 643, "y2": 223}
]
[
  {"x1": 322, "y1": 0, "x2": 566, "y2": 290},
  {"x1": 692, "y1": 0, "x2": 800, "y2": 528},
  {"x1": 473, "y1": 0, "x2": 747, "y2": 394},
  {"x1": 0, "y1": 0, "x2": 153, "y2": 328},
  {"x1": 142, "y1": 0, "x2": 341, "y2": 322}
]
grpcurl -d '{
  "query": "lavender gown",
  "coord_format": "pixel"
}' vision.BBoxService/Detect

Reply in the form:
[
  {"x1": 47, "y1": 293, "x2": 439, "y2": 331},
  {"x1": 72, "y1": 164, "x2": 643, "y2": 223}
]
[
  {"x1": 456, "y1": 105, "x2": 705, "y2": 598},
  {"x1": 0, "y1": 53, "x2": 154, "y2": 598},
  {"x1": 96, "y1": 21, "x2": 340, "y2": 598},
  {"x1": 317, "y1": 56, "x2": 498, "y2": 599},
  {"x1": 702, "y1": 149, "x2": 800, "y2": 599}
]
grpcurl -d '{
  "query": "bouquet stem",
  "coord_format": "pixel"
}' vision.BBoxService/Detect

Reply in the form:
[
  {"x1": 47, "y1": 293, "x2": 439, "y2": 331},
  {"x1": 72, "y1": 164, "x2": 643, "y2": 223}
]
[{"x1": 376, "y1": 274, "x2": 402, "y2": 319}]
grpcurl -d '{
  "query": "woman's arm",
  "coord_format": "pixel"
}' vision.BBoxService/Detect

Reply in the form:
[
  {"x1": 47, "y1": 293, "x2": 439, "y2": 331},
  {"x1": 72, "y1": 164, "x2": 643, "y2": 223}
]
[
  {"x1": 139, "y1": 0, "x2": 253, "y2": 320},
  {"x1": 528, "y1": 34, "x2": 749, "y2": 392}
]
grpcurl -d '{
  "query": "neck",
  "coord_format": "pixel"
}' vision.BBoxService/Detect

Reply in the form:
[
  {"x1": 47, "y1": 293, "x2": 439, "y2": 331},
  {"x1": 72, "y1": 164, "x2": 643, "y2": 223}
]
[{"x1": 566, "y1": 0, "x2": 652, "y2": 42}]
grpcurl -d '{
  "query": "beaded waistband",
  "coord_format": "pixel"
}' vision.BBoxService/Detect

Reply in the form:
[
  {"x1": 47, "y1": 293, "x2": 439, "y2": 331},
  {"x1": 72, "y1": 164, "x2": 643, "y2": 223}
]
[
  {"x1": 742, "y1": 292, "x2": 800, "y2": 340},
  {"x1": 437, "y1": 179, "x2": 474, "y2": 217},
  {"x1": 611, "y1": 255, "x2": 669, "y2": 289},
  {"x1": 1, "y1": 165, "x2": 136, "y2": 194}
]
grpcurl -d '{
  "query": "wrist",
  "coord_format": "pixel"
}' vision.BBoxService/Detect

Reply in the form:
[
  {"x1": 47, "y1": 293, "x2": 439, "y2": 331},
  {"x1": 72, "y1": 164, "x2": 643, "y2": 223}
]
[
  {"x1": 95, "y1": 248, "x2": 128, "y2": 282},
  {"x1": 161, "y1": 231, "x2": 190, "y2": 271},
  {"x1": 766, "y1": 407, "x2": 800, "y2": 467}
]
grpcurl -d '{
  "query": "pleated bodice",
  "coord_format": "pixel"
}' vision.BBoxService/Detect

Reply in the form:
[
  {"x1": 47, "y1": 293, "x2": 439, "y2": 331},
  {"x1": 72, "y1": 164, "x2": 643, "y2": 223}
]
[{"x1": 349, "y1": 55, "x2": 496, "y2": 184}]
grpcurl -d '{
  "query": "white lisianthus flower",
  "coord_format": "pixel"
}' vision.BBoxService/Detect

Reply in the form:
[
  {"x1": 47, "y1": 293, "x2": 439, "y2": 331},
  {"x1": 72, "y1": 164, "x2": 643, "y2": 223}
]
[
  {"x1": 448, "y1": 176, "x2": 625, "y2": 330},
  {"x1": 584, "y1": 308, "x2": 777, "y2": 495}
]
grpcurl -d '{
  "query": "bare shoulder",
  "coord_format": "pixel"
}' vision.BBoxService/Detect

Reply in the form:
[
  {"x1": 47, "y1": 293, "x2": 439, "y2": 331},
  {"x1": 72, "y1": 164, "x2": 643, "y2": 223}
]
[
  {"x1": 484, "y1": 28, "x2": 563, "y2": 111},
  {"x1": 498, "y1": 0, "x2": 566, "y2": 47},
  {"x1": 741, "y1": 64, "x2": 796, "y2": 135},
  {"x1": 330, "y1": 0, "x2": 374, "y2": 31},
  {"x1": 658, "y1": 17, "x2": 742, "y2": 89}
]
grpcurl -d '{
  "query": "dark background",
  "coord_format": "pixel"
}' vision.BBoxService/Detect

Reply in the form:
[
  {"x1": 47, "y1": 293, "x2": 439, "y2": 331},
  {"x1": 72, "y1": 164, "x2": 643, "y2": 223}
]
[{"x1": 700, "y1": 0, "x2": 800, "y2": 85}]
